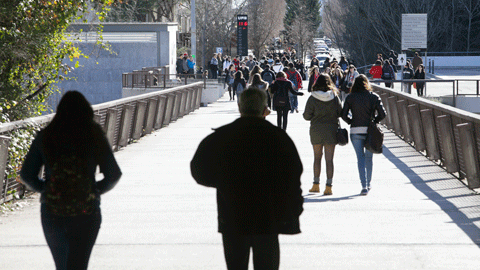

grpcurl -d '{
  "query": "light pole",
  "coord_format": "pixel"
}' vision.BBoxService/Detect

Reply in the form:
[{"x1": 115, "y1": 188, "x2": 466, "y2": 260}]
[{"x1": 191, "y1": 0, "x2": 196, "y2": 66}]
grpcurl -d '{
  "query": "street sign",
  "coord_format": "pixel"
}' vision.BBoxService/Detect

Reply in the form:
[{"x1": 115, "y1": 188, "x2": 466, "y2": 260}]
[
  {"x1": 216, "y1": 47, "x2": 223, "y2": 54},
  {"x1": 237, "y1": 15, "x2": 248, "y2": 56},
  {"x1": 398, "y1": 54, "x2": 407, "y2": 66},
  {"x1": 402, "y1": 14, "x2": 427, "y2": 50}
]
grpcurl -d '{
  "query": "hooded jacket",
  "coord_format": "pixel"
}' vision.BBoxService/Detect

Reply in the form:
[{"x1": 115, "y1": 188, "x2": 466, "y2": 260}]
[{"x1": 303, "y1": 90, "x2": 342, "y2": 126}]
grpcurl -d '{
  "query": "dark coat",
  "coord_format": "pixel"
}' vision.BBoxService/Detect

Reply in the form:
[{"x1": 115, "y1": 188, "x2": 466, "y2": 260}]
[
  {"x1": 269, "y1": 79, "x2": 303, "y2": 111},
  {"x1": 191, "y1": 117, "x2": 304, "y2": 235},
  {"x1": 341, "y1": 91, "x2": 386, "y2": 128}
]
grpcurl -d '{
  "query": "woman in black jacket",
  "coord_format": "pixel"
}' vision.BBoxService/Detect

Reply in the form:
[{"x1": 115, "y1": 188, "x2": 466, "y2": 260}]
[
  {"x1": 341, "y1": 75, "x2": 386, "y2": 195},
  {"x1": 20, "y1": 91, "x2": 122, "y2": 269},
  {"x1": 269, "y1": 71, "x2": 304, "y2": 130},
  {"x1": 233, "y1": 70, "x2": 247, "y2": 103},
  {"x1": 414, "y1": 64, "x2": 426, "y2": 96}
]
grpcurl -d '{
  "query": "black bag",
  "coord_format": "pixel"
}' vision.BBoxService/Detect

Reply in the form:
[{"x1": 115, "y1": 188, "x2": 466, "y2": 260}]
[
  {"x1": 336, "y1": 126, "x2": 348, "y2": 146},
  {"x1": 274, "y1": 95, "x2": 288, "y2": 107},
  {"x1": 364, "y1": 95, "x2": 384, "y2": 154}
]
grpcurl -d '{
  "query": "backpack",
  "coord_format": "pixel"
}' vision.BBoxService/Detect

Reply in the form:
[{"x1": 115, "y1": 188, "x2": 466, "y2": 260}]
[
  {"x1": 236, "y1": 81, "x2": 244, "y2": 95},
  {"x1": 45, "y1": 153, "x2": 96, "y2": 216},
  {"x1": 262, "y1": 71, "x2": 274, "y2": 84},
  {"x1": 382, "y1": 66, "x2": 392, "y2": 79},
  {"x1": 286, "y1": 70, "x2": 298, "y2": 90}
]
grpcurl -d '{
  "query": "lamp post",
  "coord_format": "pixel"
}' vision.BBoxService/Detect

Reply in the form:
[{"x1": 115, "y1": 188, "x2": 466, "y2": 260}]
[{"x1": 191, "y1": 0, "x2": 196, "y2": 66}]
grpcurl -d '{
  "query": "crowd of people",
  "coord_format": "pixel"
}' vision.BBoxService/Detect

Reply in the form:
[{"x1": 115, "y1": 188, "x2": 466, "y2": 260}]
[{"x1": 369, "y1": 51, "x2": 426, "y2": 96}]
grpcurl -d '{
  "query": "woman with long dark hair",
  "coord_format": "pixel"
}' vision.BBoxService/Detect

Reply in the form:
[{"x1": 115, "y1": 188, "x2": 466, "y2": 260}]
[
  {"x1": 269, "y1": 71, "x2": 304, "y2": 130},
  {"x1": 341, "y1": 75, "x2": 386, "y2": 195},
  {"x1": 21, "y1": 91, "x2": 122, "y2": 269},
  {"x1": 303, "y1": 74, "x2": 342, "y2": 195},
  {"x1": 414, "y1": 64, "x2": 426, "y2": 96}
]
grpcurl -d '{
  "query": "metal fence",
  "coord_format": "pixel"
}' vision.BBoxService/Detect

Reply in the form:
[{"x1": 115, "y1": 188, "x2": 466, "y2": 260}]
[
  {"x1": 372, "y1": 84, "x2": 480, "y2": 189},
  {"x1": 0, "y1": 82, "x2": 203, "y2": 204},
  {"x1": 122, "y1": 68, "x2": 208, "y2": 89}
]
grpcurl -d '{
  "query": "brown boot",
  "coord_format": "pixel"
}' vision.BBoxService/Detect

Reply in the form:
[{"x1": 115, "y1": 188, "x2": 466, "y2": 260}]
[
  {"x1": 309, "y1": 183, "x2": 320, "y2": 193},
  {"x1": 323, "y1": 185, "x2": 332, "y2": 195}
]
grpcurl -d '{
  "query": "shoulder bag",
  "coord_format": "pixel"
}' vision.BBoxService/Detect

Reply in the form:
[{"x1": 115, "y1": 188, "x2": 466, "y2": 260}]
[
  {"x1": 336, "y1": 120, "x2": 348, "y2": 146},
  {"x1": 364, "y1": 94, "x2": 384, "y2": 154}
]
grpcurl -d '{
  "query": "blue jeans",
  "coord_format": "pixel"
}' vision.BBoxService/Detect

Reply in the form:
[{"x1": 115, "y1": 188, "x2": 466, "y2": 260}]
[
  {"x1": 289, "y1": 96, "x2": 298, "y2": 112},
  {"x1": 41, "y1": 204, "x2": 102, "y2": 270},
  {"x1": 350, "y1": 134, "x2": 373, "y2": 188}
]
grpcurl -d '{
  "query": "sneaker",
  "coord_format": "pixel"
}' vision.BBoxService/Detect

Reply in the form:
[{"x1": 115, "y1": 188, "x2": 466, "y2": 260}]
[{"x1": 360, "y1": 188, "x2": 368, "y2": 196}]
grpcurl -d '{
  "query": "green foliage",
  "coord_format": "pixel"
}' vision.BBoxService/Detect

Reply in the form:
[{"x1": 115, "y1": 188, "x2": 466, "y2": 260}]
[{"x1": 0, "y1": 0, "x2": 112, "y2": 197}]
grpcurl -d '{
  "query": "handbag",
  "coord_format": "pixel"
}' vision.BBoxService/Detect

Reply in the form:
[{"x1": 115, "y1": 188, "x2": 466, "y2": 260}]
[
  {"x1": 364, "y1": 95, "x2": 384, "y2": 154},
  {"x1": 273, "y1": 95, "x2": 288, "y2": 107},
  {"x1": 336, "y1": 120, "x2": 348, "y2": 146}
]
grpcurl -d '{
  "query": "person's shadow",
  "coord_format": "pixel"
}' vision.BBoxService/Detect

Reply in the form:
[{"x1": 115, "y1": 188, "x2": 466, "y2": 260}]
[{"x1": 303, "y1": 193, "x2": 361, "y2": 203}]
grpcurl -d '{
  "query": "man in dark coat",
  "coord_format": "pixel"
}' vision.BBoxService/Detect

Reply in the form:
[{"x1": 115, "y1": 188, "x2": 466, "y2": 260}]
[{"x1": 191, "y1": 88, "x2": 304, "y2": 270}]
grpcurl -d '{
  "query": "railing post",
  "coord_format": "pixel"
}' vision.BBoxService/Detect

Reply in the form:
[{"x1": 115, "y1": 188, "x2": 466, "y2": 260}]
[
  {"x1": 407, "y1": 104, "x2": 426, "y2": 152},
  {"x1": 380, "y1": 93, "x2": 393, "y2": 129},
  {"x1": 397, "y1": 100, "x2": 412, "y2": 142},
  {"x1": 196, "y1": 85, "x2": 203, "y2": 109},
  {"x1": 132, "y1": 101, "x2": 148, "y2": 140},
  {"x1": 118, "y1": 104, "x2": 135, "y2": 148},
  {"x1": 437, "y1": 115, "x2": 459, "y2": 173},
  {"x1": 420, "y1": 109, "x2": 441, "y2": 160},
  {"x1": 171, "y1": 92, "x2": 183, "y2": 121},
  {"x1": 104, "y1": 109, "x2": 119, "y2": 149},
  {"x1": 144, "y1": 98, "x2": 158, "y2": 135},
  {"x1": 387, "y1": 96, "x2": 402, "y2": 136},
  {"x1": 456, "y1": 123, "x2": 480, "y2": 188},
  {"x1": 163, "y1": 94, "x2": 176, "y2": 126},
  {"x1": 0, "y1": 136, "x2": 12, "y2": 197},
  {"x1": 154, "y1": 96, "x2": 168, "y2": 129},
  {"x1": 163, "y1": 68, "x2": 167, "y2": 89}
]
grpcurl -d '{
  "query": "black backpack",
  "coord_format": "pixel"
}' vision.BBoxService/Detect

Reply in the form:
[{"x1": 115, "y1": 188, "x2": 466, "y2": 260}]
[
  {"x1": 262, "y1": 71, "x2": 274, "y2": 84},
  {"x1": 45, "y1": 153, "x2": 96, "y2": 216}
]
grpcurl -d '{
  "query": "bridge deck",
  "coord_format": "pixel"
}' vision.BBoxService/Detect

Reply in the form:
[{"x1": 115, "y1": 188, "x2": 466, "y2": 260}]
[{"x1": 1, "y1": 90, "x2": 479, "y2": 269}]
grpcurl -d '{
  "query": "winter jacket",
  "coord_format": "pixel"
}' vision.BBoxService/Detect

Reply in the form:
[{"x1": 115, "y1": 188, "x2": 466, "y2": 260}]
[
  {"x1": 191, "y1": 117, "x2": 303, "y2": 235},
  {"x1": 369, "y1": 65, "x2": 383, "y2": 79},
  {"x1": 341, "y1": 91, "x2": 387, "y2": 133},
  {"x1": 303, "y1": 91, "x2": 342, "y2": 145},
  {"x1": 284, "y1": 68, "x2": 303, "y2": 89},
  {"x1": 270, "y1": 79, "x2": 303, "y2": 111}
]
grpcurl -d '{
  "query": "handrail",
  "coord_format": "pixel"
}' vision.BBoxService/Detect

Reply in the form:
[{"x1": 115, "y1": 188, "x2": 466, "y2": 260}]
[
  {"x1": 371, "y1": 83, "x2": 480, "y2": 189},
  {"x1": 0, "y1": 82, "x2": 204, "y2": 204}
]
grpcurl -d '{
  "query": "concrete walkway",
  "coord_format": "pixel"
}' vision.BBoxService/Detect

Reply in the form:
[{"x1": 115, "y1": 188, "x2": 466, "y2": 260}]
[{"x1": 1, "y1": 89, "x2": 480, "y2": 269}]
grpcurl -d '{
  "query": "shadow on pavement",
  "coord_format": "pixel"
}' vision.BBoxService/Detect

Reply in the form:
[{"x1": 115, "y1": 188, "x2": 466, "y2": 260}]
[
  {"x1": 382, "y1": 146, "x2": 480, "y2": 248},
  {"x1": 303, "y1": 194, "x2": 361, "y2": 203}
]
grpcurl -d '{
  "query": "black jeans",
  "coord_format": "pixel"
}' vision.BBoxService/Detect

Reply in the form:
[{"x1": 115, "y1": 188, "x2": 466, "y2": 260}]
[
  {"x1": 277, "y1": 109, "x2": 289, "y2": 130},
  {"x1": 41, "y1": 204, "x2": 102, "y2": 270},
  {"x1": 222, "y1": 233, "x2": 280, "y2": 270}
]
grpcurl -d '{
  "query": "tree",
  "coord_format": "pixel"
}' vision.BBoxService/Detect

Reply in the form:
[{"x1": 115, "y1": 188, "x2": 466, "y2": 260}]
[
  {"x1": 287, "y1": 2, "x2": 317, "y2": 61},
  {"x1": 247, "y1": 0, "x2": 286, "y2": 57},
  {"x1": 0, "y1": 0, "x2": 111, "y2": 121},
  {"x1": 104, "y1": 0, "x2": 189, "y2": 22},
  {"x1": 284, "y1": 0, "x2": 321, "y2": 33}
]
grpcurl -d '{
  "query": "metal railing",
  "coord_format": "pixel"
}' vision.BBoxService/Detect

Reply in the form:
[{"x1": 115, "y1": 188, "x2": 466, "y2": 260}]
[
  {"x1": 0, "y1": 82, "x2": 204, "y2": 204},
  {"x1": 122, "y1": 68, "x2": 208, "y2": 89},
  {"x1": 371, "y1": 83, "x2": 480, "y2": 189}
]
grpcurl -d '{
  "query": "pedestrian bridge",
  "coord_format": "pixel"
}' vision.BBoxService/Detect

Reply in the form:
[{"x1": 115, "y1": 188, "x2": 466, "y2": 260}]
[{"x1": 1, "y1": 82, "x2": 480, "y2": 269}]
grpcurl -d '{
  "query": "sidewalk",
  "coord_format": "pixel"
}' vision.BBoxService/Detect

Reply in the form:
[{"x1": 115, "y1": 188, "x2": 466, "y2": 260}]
[{"x1": 1, "y1": 89, "x2": 479, "y2": 269}]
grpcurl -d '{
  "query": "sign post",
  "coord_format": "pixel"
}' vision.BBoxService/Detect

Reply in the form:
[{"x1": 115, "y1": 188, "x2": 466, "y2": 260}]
[{"x1": 237, "y1": 15, "x2": 248, "y2": 57}]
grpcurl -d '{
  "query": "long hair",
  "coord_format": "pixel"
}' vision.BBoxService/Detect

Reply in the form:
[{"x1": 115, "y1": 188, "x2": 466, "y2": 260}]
[
  {"x1": 43, "y1": 91, "x2": 102, "y2": 161},
  {"x1": 312, "y1": 74, "x2": 339, "y2": 95},
  {"x1": 251, "y1": 73, "x2": 266, "y2": 86},
  {"x1": 249, "y1": 65, "x2": 263, "y2": 78},
  {"x1": 234, "y1": 70, "x2": 243, "y2": 79},
  {"x1": 309, "y1": 66, "x2": 319, "y2": 77},
  {"x1": 350, "y1": 74, "x2": 372, "y2": 93}
]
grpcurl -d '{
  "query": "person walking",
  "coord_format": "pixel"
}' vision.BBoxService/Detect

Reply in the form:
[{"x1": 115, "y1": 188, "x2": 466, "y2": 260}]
[
  {"x1": 226, "y1": 64, "x2": 236, "y2": 101},
  {"x1": 272, "y1": 59, "x2": 284, "y2": 73},
  {"x1": 341, "y1": 75, "x2": 386, "y2": 195},
  {"x1": 210, "y1": 54, "x2": 219, "y2": 79},
  {"x1": 187, "y1": 56, "x2": 195, "y2": 78},
  {"x1": 401, "y1": 62, "x2": 415, "y2": 94},
  {"x1": 284, "y1": 62, "x2": 303, "y2": 113},
  {"x1": 191, "y1": 88, "x2": 303, "y2": 270},
  {"x1": 223, "y1": 56, "x2": 232, "y2": 74},
  {"x1": 233, "y1": 70, "x2": 247, "y2": 103},
  {"x1": 414, "y1": 64, "x2": 426, "y2": 96},
  {"x1": 239, "y1": 62, "x2": 250, "y2": 82},
  {"x1": 307, "y1": 66, "x2": 321, "y2": 92},
  {"x1": 250, "y1": 73, "x2": 269, "y2": 93},
  {"x1": 269, "y1": 71, "x2": 304, "y2": 130},
  {"x1": 412, "y1": 52, "x2": 423, "y2": 71},
  {"x1": 248, "y1": 65, "x2": 263, "y2": 85},
  {"x1": 381, "y1": 60, "x2": 395, "y2": 88},
  {"x1": 20, "y1": 91, "x2": 122, "y2": 270},
  {"x1": 303, "y1": 74, "x2": 342, "y2": 195},
  {"x1": 369, "y1": 60, "x2": 383, "y2": 84},
  {"x1": 342, "y1": 64, "x2": 359, "y2": 101}
]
